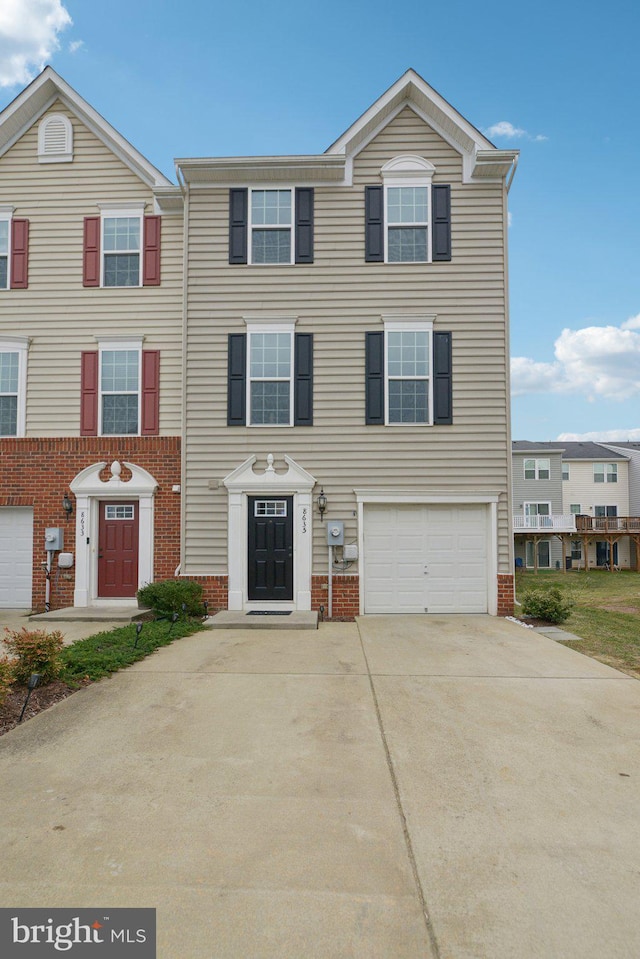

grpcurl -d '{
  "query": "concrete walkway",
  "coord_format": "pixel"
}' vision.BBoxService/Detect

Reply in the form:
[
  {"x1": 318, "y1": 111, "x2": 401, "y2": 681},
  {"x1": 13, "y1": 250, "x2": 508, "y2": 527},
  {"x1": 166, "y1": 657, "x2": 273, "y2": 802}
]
[{"x1": 0, "y1": 615, "x2": 639, "y2": 958}]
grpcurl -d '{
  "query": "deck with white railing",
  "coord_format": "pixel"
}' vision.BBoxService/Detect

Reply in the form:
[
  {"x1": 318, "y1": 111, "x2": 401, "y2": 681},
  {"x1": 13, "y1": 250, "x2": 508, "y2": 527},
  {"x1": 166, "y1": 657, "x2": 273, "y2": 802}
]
[{"x1": 513, "y1": 514, "x2": 577, "y2": 533}]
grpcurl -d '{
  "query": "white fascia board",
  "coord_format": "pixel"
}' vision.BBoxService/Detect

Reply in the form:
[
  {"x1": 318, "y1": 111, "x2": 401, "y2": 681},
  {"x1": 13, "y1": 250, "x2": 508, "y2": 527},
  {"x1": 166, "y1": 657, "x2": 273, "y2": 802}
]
[
  {"x1": 0, "y1": 67, "x2": 174, "y2": 189},
  {"x1": 176, "y1": 154, "x2": 346, "y2": 186}
]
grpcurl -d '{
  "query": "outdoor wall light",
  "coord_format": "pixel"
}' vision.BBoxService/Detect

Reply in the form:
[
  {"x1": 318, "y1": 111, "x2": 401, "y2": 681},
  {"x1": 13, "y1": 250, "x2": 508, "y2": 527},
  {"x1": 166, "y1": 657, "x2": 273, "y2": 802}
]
[
  {"x1": 62, "y1": 493, "x2": 73, "y2": 518},
  {"x1": 317, "y1": 488, "x2": 327, "y2": 516}
]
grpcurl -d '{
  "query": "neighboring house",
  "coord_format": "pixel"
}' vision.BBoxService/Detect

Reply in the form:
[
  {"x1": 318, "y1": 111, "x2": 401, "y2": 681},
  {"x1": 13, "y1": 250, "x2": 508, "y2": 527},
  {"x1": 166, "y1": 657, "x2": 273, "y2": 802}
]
[
  {"x1": 512, "y1": 441, "x2": 640, "y2": 571},
  {"x1": 177, "y1": 69, "x2": 518, "y2": 616},
  {"x1": 0, "y1": 68, "x2": 184, "y2": 611}
]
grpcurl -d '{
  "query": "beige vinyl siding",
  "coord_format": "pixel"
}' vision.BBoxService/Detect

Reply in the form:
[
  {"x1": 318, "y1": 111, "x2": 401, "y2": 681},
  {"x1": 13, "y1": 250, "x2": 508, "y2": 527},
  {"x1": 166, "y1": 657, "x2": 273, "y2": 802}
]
[
  {"x1": 183, "y1": 107, "x2": 511, "y2": 575},
  {"x1": 562, "y1": 460, "x2": 631, "y2": 567},
  {"x1": 0, "y1": 101, "x2": 183, "y2": 435}
]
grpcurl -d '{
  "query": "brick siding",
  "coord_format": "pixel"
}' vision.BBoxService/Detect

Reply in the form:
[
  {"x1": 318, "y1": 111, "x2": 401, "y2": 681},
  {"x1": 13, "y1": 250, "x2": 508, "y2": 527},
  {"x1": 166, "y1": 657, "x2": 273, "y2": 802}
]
[
  {"x1": 497, "y1": 572, "x2": 515, "y2": 617},
  {"x1": 0, "y1": 437, "x2": 181, "y2": 611}
]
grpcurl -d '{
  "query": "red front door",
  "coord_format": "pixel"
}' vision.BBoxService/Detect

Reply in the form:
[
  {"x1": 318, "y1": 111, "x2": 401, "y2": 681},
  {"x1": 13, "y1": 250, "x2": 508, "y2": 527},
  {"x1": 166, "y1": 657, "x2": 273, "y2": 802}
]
[{"x1": 98, "y1": 501, "x2": 139, "y2": 598}]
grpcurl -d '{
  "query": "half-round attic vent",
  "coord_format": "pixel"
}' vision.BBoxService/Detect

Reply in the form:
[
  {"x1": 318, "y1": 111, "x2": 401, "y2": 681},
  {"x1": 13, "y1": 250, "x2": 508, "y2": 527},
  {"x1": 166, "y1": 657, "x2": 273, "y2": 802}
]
[{"x1": 38, "y1": 114, "x2": 73, "y2": 163}]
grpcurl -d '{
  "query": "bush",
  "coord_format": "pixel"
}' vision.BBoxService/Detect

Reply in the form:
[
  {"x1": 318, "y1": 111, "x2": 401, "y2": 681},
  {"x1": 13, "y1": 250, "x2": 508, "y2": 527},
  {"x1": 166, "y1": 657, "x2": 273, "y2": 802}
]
[
  {"x1": 136, "y1": 578, "x2": 204, "y2": 617},
  {"x1": 0, "y1": 657, "x2": 14, "y2": 706},
  {"x1": 521, "y1": 587, "x2": 573, "y2": 625},
  {"x1": 3, "y1": 627, "x2": 64, "y2": 685}
]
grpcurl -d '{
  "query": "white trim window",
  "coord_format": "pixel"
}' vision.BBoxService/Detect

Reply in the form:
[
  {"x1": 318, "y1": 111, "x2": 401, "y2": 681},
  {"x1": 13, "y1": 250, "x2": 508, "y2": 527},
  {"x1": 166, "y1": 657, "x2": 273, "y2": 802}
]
[
  {"x1": 381, "y1": 156, "x2": 435, "y2": 263},
  {"x1": 0, "y1": 337, "x2": 28, "y2": 436},
  {"x1": 246, "y1": 321, "x2": 295, "y2": 425},
  {"x1": 98, "y1": 337, "x2": 142, "y2": 436},
  {"x1": 249, "y1": 189, "x2": 293, "y2": 265},
  {"x1": 562, "y1": 464, "x2": 570, "y2": 481},
  {"x1": 99, "y1": 204, "x2": 144, "y2": 287},
  {"x1": 594, "y1": 462, "x2": 617, "y2": 483},
  {"x1": 384, "y1": 316, "x2": 433, "y2": 425},
  {"x1": 524, "y1": 458, "x2": 550, "y2": 480},
  {"x1": 0, "y1": 210, "x2": 11, "y2": 289},
  {"x1": 524, "y1": 502, "x2": 552, "y2": 528}
]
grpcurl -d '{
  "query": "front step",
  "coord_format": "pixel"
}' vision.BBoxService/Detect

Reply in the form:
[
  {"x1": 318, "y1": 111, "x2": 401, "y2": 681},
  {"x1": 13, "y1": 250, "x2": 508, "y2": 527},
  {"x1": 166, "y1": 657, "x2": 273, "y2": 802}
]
[
  {"x1": 208, "y1": 611, "x2": 318, "y2": 630},
  {"x1": 29, "y1": 606, "x2": 150, "y2": 624}
]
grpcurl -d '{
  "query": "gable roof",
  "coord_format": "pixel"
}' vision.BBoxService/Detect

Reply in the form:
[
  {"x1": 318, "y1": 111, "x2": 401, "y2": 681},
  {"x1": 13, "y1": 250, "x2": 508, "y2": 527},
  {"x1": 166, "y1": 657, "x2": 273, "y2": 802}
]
[
  {"x1": 326, "y1": 68, "x2": 518, "y2": 185},
  {"x1": 512, "y1": 441, "x2": 629, "y2": 461},
  {"x1": 0, "y1": 67, "x2": 181, "y2": 209}
]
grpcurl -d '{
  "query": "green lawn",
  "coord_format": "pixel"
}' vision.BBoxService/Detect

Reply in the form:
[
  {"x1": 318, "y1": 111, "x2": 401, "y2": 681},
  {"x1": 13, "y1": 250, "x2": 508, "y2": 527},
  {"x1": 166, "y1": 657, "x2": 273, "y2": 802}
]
[{"x1": 515, "y1": 569, "x2": 640, "y2": 678}]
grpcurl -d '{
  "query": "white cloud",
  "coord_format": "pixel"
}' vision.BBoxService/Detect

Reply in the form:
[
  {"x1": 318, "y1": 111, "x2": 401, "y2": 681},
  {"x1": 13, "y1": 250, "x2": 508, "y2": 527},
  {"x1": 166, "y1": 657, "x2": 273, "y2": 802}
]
[
  {"x1": 512, "y1": 316, "x2": 640, "y2": 401},
  {"x1": 621, "y1": 313, "x2": 640, "y2": 330},
  {"x1": 485, "y1": 120, "x2": 548, "y2": 143},
  {"x1": 69, "y1": 39, "x2": 84, "y2": 54},
  {"x1": 557, "y1": 428, "x2": 640, "y2": 442},
  {"x1": 0, "y1": 0, "x2": 72, "y2": 88}
]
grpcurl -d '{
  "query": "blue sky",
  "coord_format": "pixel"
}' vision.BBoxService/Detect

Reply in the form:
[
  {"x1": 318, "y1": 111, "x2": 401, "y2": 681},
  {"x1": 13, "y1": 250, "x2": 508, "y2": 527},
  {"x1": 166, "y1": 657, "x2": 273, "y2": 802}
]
[{"x1": 2, "y1": 0, "x2": 639, "y2": 441}]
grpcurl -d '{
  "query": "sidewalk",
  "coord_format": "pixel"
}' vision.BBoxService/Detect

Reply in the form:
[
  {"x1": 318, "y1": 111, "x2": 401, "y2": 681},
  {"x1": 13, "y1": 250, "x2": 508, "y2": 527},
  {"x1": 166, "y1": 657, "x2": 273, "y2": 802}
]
[{"x1": 1, "y1": 615, "x2": 639, "y2": 958}]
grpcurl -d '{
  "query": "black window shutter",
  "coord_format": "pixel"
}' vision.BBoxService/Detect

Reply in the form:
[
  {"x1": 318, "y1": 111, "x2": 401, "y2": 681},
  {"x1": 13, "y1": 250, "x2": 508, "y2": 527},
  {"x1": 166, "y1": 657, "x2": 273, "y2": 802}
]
[
  {"x1": 227, "y1": 334, "x2": 246, "y2": 425},
  {"x1": 433, "y1": 331, "x2": 452, "y2": 424},
  {"x1": 432, "y1": 185, "x2": 451, "y2": 262},
  {"x1": 365, "y1": 186, "x2": 384, "y2": 262},
  {"x1": 294, "y1": 333, "x2": 313, "y2": 425},
  {"x1": 295, "y1": 188, "x2": 314, "y2": 264},
  {"x1": 365, "y1": 332, "x2": 385, "y2": 424},
  {"x1": 229, "y1": 189, "x2": 248, "y2": 264}
]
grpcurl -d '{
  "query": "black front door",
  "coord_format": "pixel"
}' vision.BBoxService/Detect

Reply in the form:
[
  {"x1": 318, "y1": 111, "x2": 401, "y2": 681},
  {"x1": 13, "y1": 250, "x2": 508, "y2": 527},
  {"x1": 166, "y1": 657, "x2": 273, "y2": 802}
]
[{"x1": 248, "y1": 496, "x2": 294, "y2": 601}]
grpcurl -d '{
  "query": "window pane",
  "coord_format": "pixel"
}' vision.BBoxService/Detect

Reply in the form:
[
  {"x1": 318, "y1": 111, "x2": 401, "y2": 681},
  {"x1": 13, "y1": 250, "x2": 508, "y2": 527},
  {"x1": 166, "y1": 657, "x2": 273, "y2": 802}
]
[
  {"x1": 102, "y1": 394, "x2": 138, "y2": 434},
  {"x1": 607, "y1": 464, "x2": 617, "y2": 482},
  {"x1": 0, "y1": 352, "x2": 19, "y2": 394},
  {"x1": 104, "y1": 253, "x2": 140, "y2": 287},
  {"x1": 251, "y1": 190, "x2": 291, "y2": 226},
  {"x1": 103, "y1": 217, "x2": 140, "y2": 252},
  {"x1": 388, "y1": 379, "x2": 428, "y2": 423},
  {"x1": 101, "y1": 351, "x2": 139, "y2": 392},
  {"x1": 0, "y1": 395, "x2": 17, "y2": 435},
  {"x1": 0, "y1": 221, "x2": 8, "y2": 254},
  {"x1": 0, "y1": 257, "x2": 7, "y2": 289},
  {"x1": 250, "y1": 381, "x2": 290, "y2": 425},
  {"x1": 250, "y1": 333, "x2": 290, "y2": 378},
  {"x1": 387, "y1": 187, "x2": 427, "y2": 224},
  {"x1": 252, "y1": 229, "x2": 291, "y2": 264},
  {"x1": 387, "y1": 332, "x2": 428, "y2": 377},
  {"x1": 388, "y1": 227, "x2": 427, "y2": 262}
]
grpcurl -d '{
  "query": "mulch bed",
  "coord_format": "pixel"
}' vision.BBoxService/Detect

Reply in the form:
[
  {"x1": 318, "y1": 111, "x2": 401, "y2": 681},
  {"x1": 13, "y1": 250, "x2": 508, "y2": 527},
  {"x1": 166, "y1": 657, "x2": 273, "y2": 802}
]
[{"x1": 0, "y1": 679, "x2": 91, "y2": 738}]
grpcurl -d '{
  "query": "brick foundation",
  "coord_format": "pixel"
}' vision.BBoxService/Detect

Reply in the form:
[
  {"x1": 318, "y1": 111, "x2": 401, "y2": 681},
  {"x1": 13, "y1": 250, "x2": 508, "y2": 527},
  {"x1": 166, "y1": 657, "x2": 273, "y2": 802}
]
[
  {"x1": 497, "y1": 572, "x2": 515, "y2": 617},
  {"x1": 312, "y1": 574, "x2": 359, "y2": 620},
  {"x1": 0, "y1": 437, "x2": 181, "y2": 611},
  {"x1": 189, "y1": 575, "x2": 229, "y2": 614}
]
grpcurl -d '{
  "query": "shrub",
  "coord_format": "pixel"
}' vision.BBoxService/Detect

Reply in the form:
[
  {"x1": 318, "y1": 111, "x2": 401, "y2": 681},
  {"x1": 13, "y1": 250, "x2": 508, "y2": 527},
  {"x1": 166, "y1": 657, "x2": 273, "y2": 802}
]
[
  {"x1": 136, "y1": 578, "x2": 204, "y2": 618},
  {"x1": 3, "y1": 627, "x2": 64, "y2": 685},
  {"x1": 0, "y1": 657, "x2": 14, "y2": 707},
  {"x1": 521, "y1": 587, "x2": 573, "y2": 625}
]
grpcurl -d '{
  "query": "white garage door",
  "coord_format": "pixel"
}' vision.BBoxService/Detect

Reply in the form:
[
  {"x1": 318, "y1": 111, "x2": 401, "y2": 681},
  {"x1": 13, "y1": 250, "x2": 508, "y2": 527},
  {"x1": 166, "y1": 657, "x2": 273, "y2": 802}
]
[
  {"x1": 364, "y1": 504, "x2": 488, "y2": 613},
  {"x1": 0, "y1": 507, "x2": 34, "y2": 608}
]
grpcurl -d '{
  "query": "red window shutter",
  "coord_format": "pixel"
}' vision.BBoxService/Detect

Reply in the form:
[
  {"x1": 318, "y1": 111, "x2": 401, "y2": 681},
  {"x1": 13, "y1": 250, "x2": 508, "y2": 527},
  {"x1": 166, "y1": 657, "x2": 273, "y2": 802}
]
[
  {"x1": 141, "y1": 350, "x2": 160, "y2": 435},
  {"x1": 80, "y1": 351, "x2": 99, "y2": 435},
  {"x1": 83, "y1": 216, "x2": 100, "y2": 287},
  {"x1": 143, "y1": 215, "x2": 161, "y2": 286},
  {"x1": 10, "y1": 219, "x2": 29, "y2": 288}
]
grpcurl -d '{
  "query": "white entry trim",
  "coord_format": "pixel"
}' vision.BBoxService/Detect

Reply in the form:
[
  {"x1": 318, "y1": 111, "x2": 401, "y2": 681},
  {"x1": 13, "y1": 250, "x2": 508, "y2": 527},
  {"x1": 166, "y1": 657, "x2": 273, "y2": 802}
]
[
  {"x1": 354, "y1": 489, "x2": 499, "y2": 616},
  {"x1": 69, "y1": 460, "x2": 158, "y2": 607},
  {"x1": 223, "y1": 454, "x2": 316, "y2": 611}
]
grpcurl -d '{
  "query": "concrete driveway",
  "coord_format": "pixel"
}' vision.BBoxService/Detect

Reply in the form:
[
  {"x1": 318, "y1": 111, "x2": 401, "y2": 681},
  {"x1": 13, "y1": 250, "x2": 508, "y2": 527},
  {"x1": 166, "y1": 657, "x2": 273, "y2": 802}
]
[{"x1": 0, "y1": 615, "x2": 638, "y2": 958}]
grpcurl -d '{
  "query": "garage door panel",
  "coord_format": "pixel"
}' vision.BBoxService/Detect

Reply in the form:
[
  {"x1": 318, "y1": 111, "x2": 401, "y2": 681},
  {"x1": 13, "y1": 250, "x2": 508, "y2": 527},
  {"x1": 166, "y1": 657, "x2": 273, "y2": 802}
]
[
  {"x1": 364, "y1": 503, "x2": 488, "y2": 614},
  {"x1": 0, "y1": 508, "x2": 34, "y2": 608}
]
